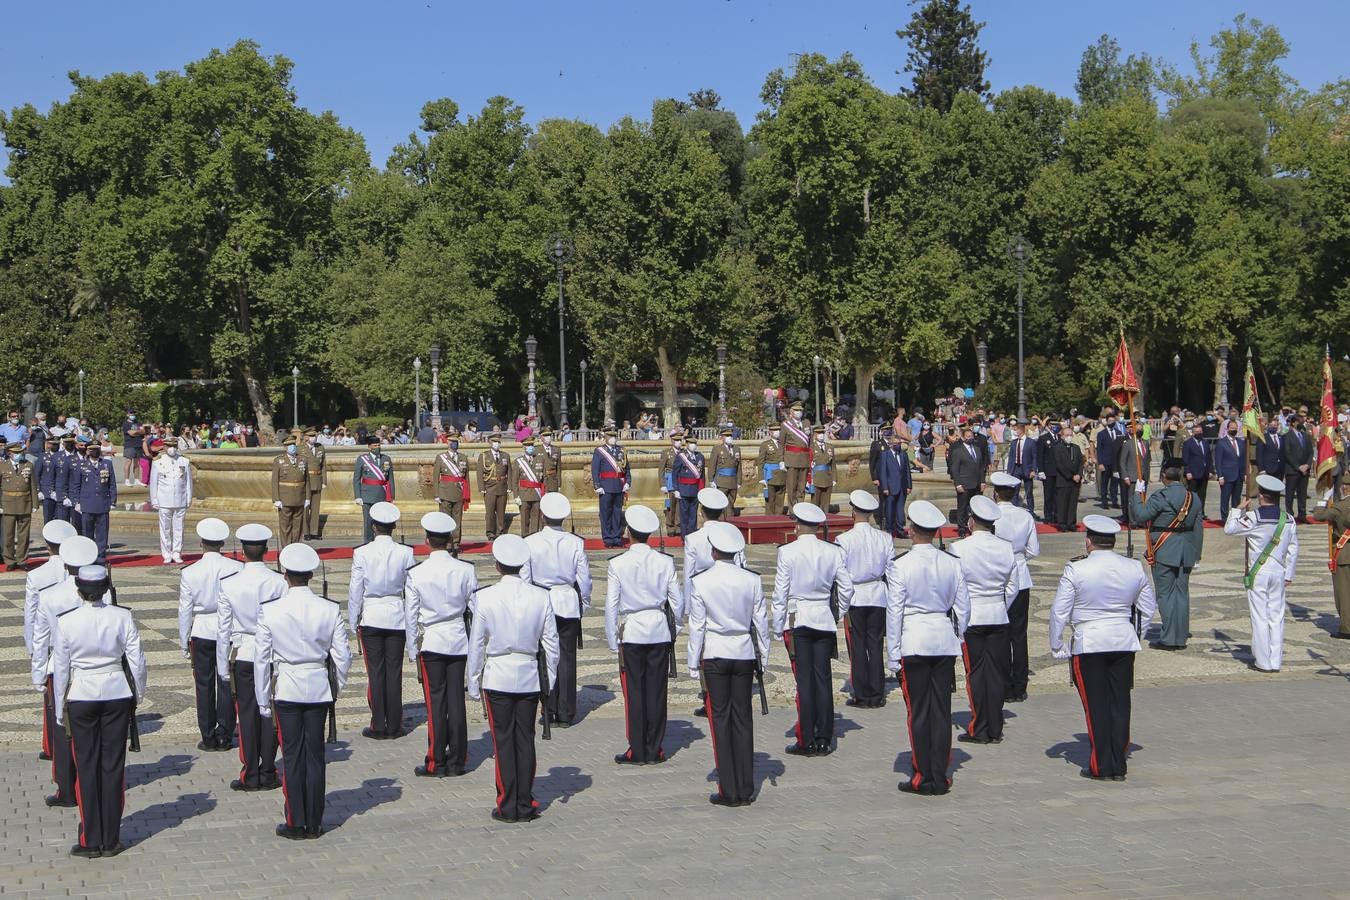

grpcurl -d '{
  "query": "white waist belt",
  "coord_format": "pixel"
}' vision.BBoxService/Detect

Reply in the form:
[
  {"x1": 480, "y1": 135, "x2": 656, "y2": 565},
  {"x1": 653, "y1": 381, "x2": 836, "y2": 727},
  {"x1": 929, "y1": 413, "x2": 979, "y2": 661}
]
[
  {"x1": 279, "y1": 660, "x2": 327, "y2": 672},
  {"x1": 72, "y1": 662, "x2": 124, "y2": 678},
  {"x1": 363, "y1": 594, "x2": 402, "y2": 604},
  {"x1": 489, "y1": 650, "x2": 536, "y2": 661}
]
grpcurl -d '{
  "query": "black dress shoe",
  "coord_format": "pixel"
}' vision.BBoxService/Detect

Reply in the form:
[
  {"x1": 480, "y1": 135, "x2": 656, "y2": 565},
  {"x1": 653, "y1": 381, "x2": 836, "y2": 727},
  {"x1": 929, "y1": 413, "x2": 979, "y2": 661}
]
[
  {"x1": 1110, "y1": 775, "x2": 1126, "y2": 782},
  {"x1": 197, "y1": 740, "x2": 214, "y2": 751},
  {"x1": 554, "y1": 719, "x2": 573, "y2": 729},
  {"x1": 276, "y1": 824, "x2": 307, "y2": 840},
  {"x1": 813, "y1": 742, "x2": 832, "y2": 756},
  {"x1": 305, "y1": 827, "x2": 324, "y2": 839},
  {"x1": 957, "y1": 733, "x2": 991, "y2": 744},
  {"x1": 1006, "y1": 692, "x2": 1027, "y2": 703},
  {"x1": 45, "y1": 794, "x2": 77, "y2": 808},
  {"x1": 230, "y1": 779, "x2": 261, "y2": 792},
  {"x1": 384, "y1": 729, "x2": 407, "y2": 740},
  {"x1": 784, "y1": 743, "x2": 813, "y2": 756},
  {"x1": 212, "y1": 738, "x2": 233, "y2": 751},
  {"x1": 101, "y1": 844, "x2": 125, "y2": 857},
  {"x1": 897, "y1": 780, "x2": 926, "y2": 794},
  {"x1": 693, "y1": 706, "x2": 708, "y2": 717},
  {"x1": 1333, "y1": 632, "x2": 1350, "y2": 640},
  {"x1": 490, "y1": 808, "x2": 520, "y2": 823},
  {"x1": 709, "y1": 794, "x2": 741, "y2": 807},
  {"x1": 258, "y1": 778, "x2": 281, "y2": 791},
  {"x1": 845, "y1": 698, "x2": 862, "y2": 707},
  {"x1": 38, "y1": 751, "x2": 51, "y2": 761},
  {"x1": 1080, "y1": 769, "x2": 1109, "y2": 781},
  {"x1": 414, "y1": 765, "x2": 447, "y2": 778},
  {"x1": 70, "y1": 845, "x2": 101, "y2": 859},
  {"x1": 361, "y1": 727, "x2": 383, "y2": 740},
  {"x1": 614, "y1": 753, "x2": 643, "y2": 765}
]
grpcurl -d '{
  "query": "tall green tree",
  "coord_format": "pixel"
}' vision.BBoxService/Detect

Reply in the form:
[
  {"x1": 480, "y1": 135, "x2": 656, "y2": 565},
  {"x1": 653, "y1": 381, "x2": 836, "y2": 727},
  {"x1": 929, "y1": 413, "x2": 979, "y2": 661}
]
[
  {"x1": 1075, "y1": 34, "x2": 1155, "y2": 109},
  {"x1": 896, "y1": 0, "x2": 991, "y2": 114}
]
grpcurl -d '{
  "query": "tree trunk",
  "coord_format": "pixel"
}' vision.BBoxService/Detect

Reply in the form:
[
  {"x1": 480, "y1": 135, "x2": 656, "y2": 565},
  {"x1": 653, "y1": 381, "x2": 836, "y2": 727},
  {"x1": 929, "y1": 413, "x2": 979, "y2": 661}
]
[
  {"x1": 353, "y1": 390, "x2": 370, "y2": 419},
  {"x1": 1128, "y1": 335, "x2": 1148, "y2": 415},
  {"x1": 854, "y1": 364, "x2": 880, "y2": 429},
  {"x1": 656, "y1": 345, "x2": 680, "y2": 431},
  {"x1": 240, "y1": 363, "x2": 275, "y2": 436},
  {"x1": 825, "y1": 363, "x2": 837, "y2": 416},
  {"x1": 603, "y1": 364, "x2": 616, "y2": 427}
]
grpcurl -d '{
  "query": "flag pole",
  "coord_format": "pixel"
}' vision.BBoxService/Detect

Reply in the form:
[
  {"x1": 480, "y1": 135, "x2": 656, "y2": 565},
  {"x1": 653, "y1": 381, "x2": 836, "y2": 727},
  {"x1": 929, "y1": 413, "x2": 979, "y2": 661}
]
[{"x1": 1126, "y1": 394, "x2": 1139, "y2": 558}]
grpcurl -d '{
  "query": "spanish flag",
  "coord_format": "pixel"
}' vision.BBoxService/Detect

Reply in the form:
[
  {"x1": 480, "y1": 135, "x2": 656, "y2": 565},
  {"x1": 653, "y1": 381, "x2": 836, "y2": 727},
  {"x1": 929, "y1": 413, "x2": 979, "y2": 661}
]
[{"x1": 1315, "y1": 347, "x2": 1343, "y2": 490}]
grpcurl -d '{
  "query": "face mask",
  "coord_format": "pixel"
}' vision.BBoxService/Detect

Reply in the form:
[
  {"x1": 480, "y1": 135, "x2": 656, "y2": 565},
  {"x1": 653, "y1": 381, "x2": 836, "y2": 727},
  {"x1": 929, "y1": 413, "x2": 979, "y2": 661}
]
[
  {"x1": 449, "y1": 441, "x2": 459, "y2": 451},
  {"x1": 166, "y1": 447, "x2": 177, "y2": 457},
  {"x1": 287, "y1": 445, "x2": 297, "y2": 456},
  {"x1": 724, "y1": 437, "x2": 733, "y2": 446},
  {"x1": 88, "y1": 450, "x2": 100, "y2": 460},
  {"x1": 525, "y1": 446, "x2": 535, "y2": 456},
  {"x1": 323, "y1": 429, "x2": 331, "y2": 435},
  {"x1": 1268, "y1": 427, "x2": 1278, "y2": 434},
  {"x1": 793, "y1": 410, "x2": 803, "y2": 420},
  {"x1": 370, "y1": 446, "x2": 381, "y2": 455},
  {"x1": 1073, "y1": 426, "x2": 1082, "y2": 433},
  {"x1": 607, "y1": 437, "x2": 617, "y2": 447},
  {"x1": 542, "y1": 436, "x2": 552, "y2": 445},
  {"x1": 770, "y1": 431, "x2": 781, "y2": 440},
  {"x1": 128, "y1": 415, "x2": 136, "y2": 422},
  {"x1": 491, "y1": 441, "x2": 501, "y2": 451},
  {"x1": 7, "y1": 417, "x2": 16, "y2": 424}
]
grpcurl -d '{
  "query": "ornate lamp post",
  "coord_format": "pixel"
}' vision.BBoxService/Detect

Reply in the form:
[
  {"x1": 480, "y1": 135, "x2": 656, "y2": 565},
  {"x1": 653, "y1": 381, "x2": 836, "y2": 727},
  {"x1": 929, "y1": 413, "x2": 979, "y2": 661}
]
[
  {"x1": 631, "y1": 363, "x2": 638, "y2": 382},
  {"x1": 1173, "y1": 353, "x2": 1181, "y2": 407},
  {"x1": 413, "y1": 356, "x2": 422, "y2": 428},
  {"x1": 717, "y1": 344, "x2": 728, "y2": 418},
  {"x1": 1217, "y1": 343, "x2": 1230, "y2": 409},
  {"x1": 547, "y1": 233, "x2": 575, "y2": 424},
  {"x1": 812, "y1": 354, "x2": 822, "y2": 423},
  {"x1": 77, "y1": 369, "x2": 85, "y2": 420},
  {"x1": 976, "y1": 340, "x2": 989, "y2": 386},
  {"x1": 291, "y1": 366, "x2": 300, "y2": 429},
  {"x1": 1007, "y1": 237, "x2": 1029, "y2": 422},
  {"x1": 429, "y1": 342, "x2": 442, "y2": 429},
  {"x1": 579, "y1": 358, "x2": 587, "y2": 429},
  {"x1": 525, "y1": 334, "x2": 538, "y2": 418}
]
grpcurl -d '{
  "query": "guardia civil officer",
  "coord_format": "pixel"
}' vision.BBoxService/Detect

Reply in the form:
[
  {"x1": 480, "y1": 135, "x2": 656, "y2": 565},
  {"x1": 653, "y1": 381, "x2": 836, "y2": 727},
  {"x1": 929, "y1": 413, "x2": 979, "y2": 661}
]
[
  {"x1": 773, "y1": 502, "x2": 854, "y2": 756},
  {"x1": 886, "y1": 500, "x2": 971, "y2": 796},
  {"x1": 53, "y1": 563, "x2": 146, "y2": 858},
  {"x1": 217, "y1": 524, "x2": 287, "y2": 791},
  {"x1": 30, "y1": 535, "x2": 102, "y2": 807},
  {"x1": 149, "y1": 436, "x2": 193, "y2": 564},
  {"x1": 1130, "y1": 465, "x2": 1203, "y2": 651},
  {"x1": 836, "y1": 490, "x2": 892, "y2": 708},
  {"x1": 255, "y1": 543, "x2": 352, "y2": 839},
  {"x1": 687, "y1": 521, "x2": 769, "y2": 806},
  {"x1": 350, "y1": 501, "x2": 415, "y2": 738},
  {"x1": 404, "y1": 511, "x2": 478, "y2": 777},
  {"x1": 950, "y1": 495, "x2": 1016, "y2": 744},
  {"x1": 991, "y1": 471, "x2": 1039, "y2": 702},
  {"x1": 591, "y1": 427, "x2": 631, "y2": 547},
  {"x1": 466, "y1": 534, "x2": 561, "y2": 823},
  {"x1": 605, "y1": 505, "x2": 682, "y2": 764},
  {"x1": 521, "y1": 493, "x2": 592, "y2": 726},
  {"x1": 1224, "y1": 474, "x2": 1299, "y2": 672},
  {"x1": 178, "y1": 517, "x2": 242, "y2": 750},
  {"x1": 352, "y1": 435, "x2": 395, "y2": 543},
  {"x1": 1049, "y1": 514, "x2": 1156, "y2": 780}
]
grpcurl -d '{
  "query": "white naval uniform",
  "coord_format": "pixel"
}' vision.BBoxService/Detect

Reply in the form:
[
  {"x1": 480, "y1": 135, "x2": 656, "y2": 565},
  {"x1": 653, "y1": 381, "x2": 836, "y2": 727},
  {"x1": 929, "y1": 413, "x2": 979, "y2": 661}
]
[
  {"x1": 23, "y1": 554, "x2": 66, "y2": 655},
  {"x1": 687, "y1": 560, "x2": 769, "y2": 804},
  {"x1": 521, "y1": 525, "x2": 592, "y2": 723},
  {"x1": 217, "y1": 561, "x2": 288, "y2": 788},
  {"x1": 179, "y1": 551, "x2": 244, "y2": 652},
  {"x1": 254, "y1": 585, "x2": 352, "y2": 835},
  {"x1": 32, "y1": 578, "x2": 106, "y2": 803},
  {"x1": 149, "y1": 454, "x2": 193, "y2": 560},
  {"x1": 770, "y1": 533, "x2": 855, "y2": 636},
  {"x1": 949, "y1": 531, "x2": 1016, "y2": 626},
  {"x1": 994, "y1": 501, "x2": 1040, "y2": 593},
  {"x1": 51, "y1": 599, "x2": 146, "y2": 853},
  {"x1": 836, "y1": 521, "x2": 894, "y2": 706},
  {"x1": 681, "y1": 523, "x2": 746, "y2": 605},
  {"x1": 605, "y1": 543, "x2": 683, "y2": 650},
  {"x1": 1224, "y1": 506, "x2": 1299, "y2": 671},
  {"x1": 349, "y1": 535, "x2": 415, "y2": 736},
  {"x1": 404, "y1": 550, "x2": 479, "y2": 659},
  {"x1": 950, "y1": 530, "x2": 1017, "y2": 742}
]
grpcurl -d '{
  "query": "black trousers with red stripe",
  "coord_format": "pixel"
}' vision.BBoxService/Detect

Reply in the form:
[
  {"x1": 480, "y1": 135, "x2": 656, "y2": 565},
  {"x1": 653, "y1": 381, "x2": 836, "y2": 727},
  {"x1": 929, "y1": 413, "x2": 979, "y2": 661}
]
[
  {"x1": 789, "y1": 626, "x2": 836, "y2": 749},
  {"x1": 1073, "y1": 651, "x2": 1134, "y2": 778},
  {"x1": 619, "y1": 642, "x2": 670, "y2": 763},
  {"x1": 418, "y1": 652, "x2": 467, "y2": 774},
  {"x1": 1006, "y1": 589, "x2": 1031, "y2": 698},
  {"x1": 231, "y1": 660, "x2": 277, "y2": 787},
  {"x1": 359, "y1": 626, "x2": 405, "y2": 735},
  {"x1": 190, "y1": 637, "x2": 235, "y2": 746},
  {"x1": 962, "y1": 625, "x2": 1009, "y2": 742},
  {"x1": 900, "y1": 655, "x2": 955, "y2": 792},
  {"x1": 275, "y1": 700, "x2": 327, "y2": 834},
  {"x1": 703, "y1": 658, "x2": 755, "y2": 803},
  {"x1": 548, "y1": 617, "x2": 580, "y2": 723},
  {"x1": 846, "y1": 607, "x2": 887, "y2": 705},
  {"x1": 484, "y1": 689, "x2": 540, "y2": 820},
  {"x1": 68, "y1": 698, "x2": 131, "y2": 852},
  {"x1": 46, "y1": 676, "x2": 76, "y2": 801}
]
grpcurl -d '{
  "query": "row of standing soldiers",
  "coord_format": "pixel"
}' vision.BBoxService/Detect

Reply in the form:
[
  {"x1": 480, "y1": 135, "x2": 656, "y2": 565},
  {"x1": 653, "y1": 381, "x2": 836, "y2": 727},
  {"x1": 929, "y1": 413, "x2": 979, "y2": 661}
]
[{"x1": 2, "y1": 433, "x2": 118, "y2": 570}]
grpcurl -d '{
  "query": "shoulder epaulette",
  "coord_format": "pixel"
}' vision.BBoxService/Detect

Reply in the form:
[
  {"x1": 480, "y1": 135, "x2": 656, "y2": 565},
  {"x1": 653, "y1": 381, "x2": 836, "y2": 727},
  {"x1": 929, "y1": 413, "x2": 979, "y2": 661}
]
[
  {"x1": 354, "y1": 540, "x2": 373, "y2": 551},
  {"x1": 891, "y1": 550, "x2": 909, "y2": 561},
  {"x1": 942, "y1": 548, "x2": 959, "y2": 558},
  {"x1": 220, "y1": 571, "x2": 239, "y2": 581},
  {"x1": 1069, "y1": 553, "x2": 1088, "y2": 563},
  {"x1": 655, "y1": 549, "x2": 675, "y2": 558},
  {"x1": 407, "y1": 559, "x2": 424, "y2": 570},
  {"x1": 57, "y1": 605, "x2": 80, "y2": 617},
  {"x1": 260, "y1": 595, "x2": 281, "y2": 605}
]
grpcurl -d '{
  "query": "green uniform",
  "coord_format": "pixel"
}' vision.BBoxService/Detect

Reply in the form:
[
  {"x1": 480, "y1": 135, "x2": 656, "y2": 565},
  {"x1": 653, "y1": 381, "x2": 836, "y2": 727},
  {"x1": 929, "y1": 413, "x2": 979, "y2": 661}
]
[
  {"x1": 272, "y1": 453, "x2": 309, "y2": 547},
  {"x1": 809, "y1": 441, "x2": 835, "y2": 510},
  {"x1": 707, "y1": 442, "x2": 741, "y2": 509},
  {"x1": 0, "y1": 455, "x2": 39, "y2": 567},
  {"x1": 352, "y1": 451, "x2": 395, "y2": 543},
  {"x1": 760, "y1": 436, "x2": 786, "y2": 515},
  {"x1": 300, "y1": 440, "x2": 326, "y2": 538},
  {"x1": 1130, "y1": 481, "x2": 1203, "y2": 648},
  {"x1": 1312, "y1": 495, "x2": 1350, "y2": 637},
  {"x1": 434, "y1": 449, "x2": 470, "y2": 550}
]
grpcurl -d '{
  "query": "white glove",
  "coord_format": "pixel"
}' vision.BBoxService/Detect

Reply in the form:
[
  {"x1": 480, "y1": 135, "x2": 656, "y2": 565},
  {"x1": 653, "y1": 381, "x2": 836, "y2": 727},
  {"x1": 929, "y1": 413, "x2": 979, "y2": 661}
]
[
  {"x1": 182, "y1": 647, "x2": 190, "y2": 659},
  {"x1": 622, "y1": 485, "x2": 630, "y2": 493},
  {"x1": 467, "y1": 691, "x2": 481, "y2": 702},
  {"x1": 1036, "y1": 473, "x2": 1045, "y2": 481},
  {"x1": 1135, "y1": 481, "x2": 1146, "y2": 495},
  {"x1": 303, "y1": 500, "x2": 310, "y2": 508},
  {"x1": 688, "y1": 668, "x2": 701, "y2": 680},
  {"x1": 1325, "y1": 488, "x2": 1335, "y2": 501},
  {"x1": 595, "y1": 489, "x2": 603, "y2": 496},
  {"x1": 355, "y1": 498, "x2": 364, "y2": 505},
  {"x1": 63, "y1": 498, "x2": 72, "y2": 507},
  {"x1": 37, "y1": 491, "x2": 44, "y2": 500},
  {"x1": 34, "y1": 681, "x2": 46, "y2": 694},
  {"x1": 259, "y1": 706, "x2": 271, "y2": 719},
  {"x1": 1052, "y1": 646, "x2": 1070, "y2": 660},
  {"x1": 274, "y1": 500, "x2": 283, "y2": 509},
  {"x1": 75, "y1": 503, "x2": 81, "y2": 513}
]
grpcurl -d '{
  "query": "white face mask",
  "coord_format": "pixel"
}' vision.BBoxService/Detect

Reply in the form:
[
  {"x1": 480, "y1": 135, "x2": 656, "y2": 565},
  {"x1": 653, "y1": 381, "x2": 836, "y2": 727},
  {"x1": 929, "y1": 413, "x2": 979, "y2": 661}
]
[
  {"x1": 491, "y1": 441, "x2": 501, "y2": 451},
  {"x1": 166, "y1": 447, "x2": 178, "y2": 457},
  {"x1": 607, "y1": 437, "x2": 618, "y2": 447},
  {"x1": 724, "y1": 437, "x2": 733, "y2": 446},
  {"x1": 793, "y1": 409, "x2": 802, "y2": 421},
  {"x1": 770, "y1": 431, "x2": 781, "y2": 440}
]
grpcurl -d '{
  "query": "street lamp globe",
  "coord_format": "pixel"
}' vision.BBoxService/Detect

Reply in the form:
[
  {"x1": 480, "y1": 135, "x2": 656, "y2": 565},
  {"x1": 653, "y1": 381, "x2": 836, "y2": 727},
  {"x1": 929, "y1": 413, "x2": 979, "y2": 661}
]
[
  {"x1": 525, "y1": 334, "x2": 538, "y2": 359},
  {"x1": 429, "y1": 342, "x2": 442, "y2": 368},
  {"x1": 414, "y1": 356, "x2": 422, "y2": 372}
]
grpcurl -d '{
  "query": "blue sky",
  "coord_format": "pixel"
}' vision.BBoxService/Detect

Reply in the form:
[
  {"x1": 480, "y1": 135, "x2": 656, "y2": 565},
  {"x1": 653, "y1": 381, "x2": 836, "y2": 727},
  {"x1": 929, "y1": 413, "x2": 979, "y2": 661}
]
[{"x1": 1, "y1": 0, "x2": 1345, "y2": 171}]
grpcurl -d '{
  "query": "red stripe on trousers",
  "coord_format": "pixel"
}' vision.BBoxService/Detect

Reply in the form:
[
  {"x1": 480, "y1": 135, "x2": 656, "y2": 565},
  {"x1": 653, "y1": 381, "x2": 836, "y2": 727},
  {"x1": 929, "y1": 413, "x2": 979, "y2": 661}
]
[
  {"x1": 785, "y1": 632, "x2": 803, "y2": 747},
  {"x1": 72, "y1": 736, "x2": 86, "y2": 847},
  {"x1": 898, "y1": 661, "x2": 922, "y2": 790},
  {"x1": 1071, "y1": 656, "x2": 1099, "y2": 777},
  {"x1": 961, "y1": 642, "x2": 977, "y2": 737},
  {"x1": 274, "y1": 717, "x2": 293, "y2": 826},
  {"x1": 41, "y1": 679, "x2": 50, "y2": 757},
  {"x1": 419, "y1": 655, "x2": 435, "y2": 773},
  {"x1": 234, "y1": 694, "x2": 245, "y2": 783},
  {"x1": 482, "y1": 692, "x2": 506, "y2": 814},
  {"x1": 618, "y1": 662, "x2": 633, "y2": 760},
  {"x1": 357, "y1": 630, "x2": 374, "y2": 724},
  {"x1": 703, "y1": 689, "x2": 723, "y2": 798}
]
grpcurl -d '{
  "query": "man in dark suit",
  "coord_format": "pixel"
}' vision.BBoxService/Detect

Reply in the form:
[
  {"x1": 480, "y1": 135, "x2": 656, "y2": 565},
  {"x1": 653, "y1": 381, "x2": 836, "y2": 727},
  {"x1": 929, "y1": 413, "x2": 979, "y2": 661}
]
[
  {"x1": 1035, "y1": 422, "x2": 1059, "y2": 525},
  {"x1": 1256, "y1": 421, "x2": 1283, "y2": 477},
  {"x1": 1053, "y1": 420, "x2": 1085, "y2": 531},
  {"x1": 1095, "y1": 412, "x2": 1121, "y2": 509},
  {"x1": 1005, "y1": 420, "x2": 1038, "y2": 512},
  {"x1": 949, "y1": 425, "x2": 985, "y2": 535},
  {"x1": 876, "y1": 433, "x2": 913, "y2": 537},
  {"x1": 867, "y1": 427, "x2": 892, "y2": 527},
  {"x1": 1213, "y1": 419, "x2": 1246, "y2": 519},
  {"x1": 1117, "y1": 419, "x2": 1151, "y2": 526},
  {"x1": 1281, "y1": 414, "x2": 1314, "y2": 519},
  {"x1": 1181, "y1": 421, "x2": 1212, "y2": 520}
]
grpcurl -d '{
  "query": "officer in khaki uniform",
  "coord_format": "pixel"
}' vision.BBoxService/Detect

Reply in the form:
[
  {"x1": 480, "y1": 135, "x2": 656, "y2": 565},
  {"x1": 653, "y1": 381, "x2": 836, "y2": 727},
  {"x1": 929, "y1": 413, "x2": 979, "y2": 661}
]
[
  {"x1": 1314, "y1": 481, "x2": 1350, "y2": 638},
  {"x1": 511, "y1": 437, "x2": 546, "y2": 536},
  {"x1": 434, "y1": 428, "x2": 471, "y2": 552},
  {"x1": 1, "y1": 440, "x2": 40, "y2": 570},
  {"x1": 780, "y1": 401, "x2": 812, "y2": 508},
  {"x1": 760, "y1": 424, "x2": 787, "y2": 515},
  {"x1": 707, "y1": 427, "x2": 741, "y2": 511},
  {"x1": 478, "y1": 432, "x2": 510, "y2": 540},
  {"x1": 658, "y1": 429, "x2": 685, "y2": 536},
  {"x1": 808, "y1": 425, "x2": 835, "y2": 511},
  {"x1": 540, "y1": 427, "x2": 563, "y2": 494},
  {"x1": 300, "y1": 429, "x2": 326, "y2": 539},
  {"x1": 271, "y1": 435, "x2": 308, "y2": 547}
]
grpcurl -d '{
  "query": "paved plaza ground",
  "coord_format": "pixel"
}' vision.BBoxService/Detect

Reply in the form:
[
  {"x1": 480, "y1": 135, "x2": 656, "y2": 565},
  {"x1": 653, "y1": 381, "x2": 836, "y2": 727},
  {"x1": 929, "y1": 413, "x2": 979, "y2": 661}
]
[{"x1": 4, "y1": 522, "x2": 1350, "y2": 896}]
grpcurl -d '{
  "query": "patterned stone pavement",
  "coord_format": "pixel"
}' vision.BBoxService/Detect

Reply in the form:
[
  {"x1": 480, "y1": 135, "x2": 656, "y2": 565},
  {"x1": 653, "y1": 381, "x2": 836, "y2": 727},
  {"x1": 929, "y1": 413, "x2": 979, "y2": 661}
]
[{"x1": 4, "y1": 524, "x2": 1350, "y2": 896}]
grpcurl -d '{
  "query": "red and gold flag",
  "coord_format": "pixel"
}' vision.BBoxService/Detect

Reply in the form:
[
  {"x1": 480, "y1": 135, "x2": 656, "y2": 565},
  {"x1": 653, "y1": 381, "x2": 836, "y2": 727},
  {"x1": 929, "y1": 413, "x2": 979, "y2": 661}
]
[
  {"x1": 1316, "y1": 348, "x2": 1343, "y2": 489},
  {"x1": 1107, "y1": 331, "x2": 1140, "y2": 410}
]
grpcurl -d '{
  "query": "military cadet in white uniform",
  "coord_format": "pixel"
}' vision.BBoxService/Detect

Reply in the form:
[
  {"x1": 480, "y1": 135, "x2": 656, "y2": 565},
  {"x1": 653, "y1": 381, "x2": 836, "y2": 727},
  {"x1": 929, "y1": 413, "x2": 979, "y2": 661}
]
[
  {"x1": 404, "y1": 511, "x2": 478, "y2": 777},
  {"x1": 349, "y1": 501, "x2": 415, "y2": 739},
  {"x1": 53, "y1": 564, "x2": 146, "y2": 858},
  {"x1": 467, "y1": 535, "x2": 561, "y2": 823},
  {"x1": 688, "y1": 522, "x2": 769, "y2": 806},
  {"x1": 520, "y1": 493, "x2": 592, "y2": 727},
  {"x1": 179, "y1": 517, "x2": 243, "y2": 751},
  {"x1": 1049, "y1": 514, "x2": 1158, "y2": 780},
  {"x1": 30, "y1": 534, "x2": 102, "y2": 807},
  {"x1": 680, "y1": 487, "x2": 744, "y2": 717},
  {"x1": 605, "y1": 505, "x2": 682, "y2": 765},
  {"x1": 887, "y1": 501, "x2": 971, "y2": 796},
  {"x1": 24, "y1": 519, "x2": 76, "y2": 761},
  {"x1": 836, "y1": 490, "x2": 892, "y2": 709},
  {"x1": 1224, "y1": 473, "x2": 1300, "y2": 672},
  {"x1": 773, "y1": 502, "x2": 854, "y2": 756},
  {"x1": 256, "y1": 543, "x2": 352, "y2": 839},
  {"x1": 950, "y1": 495, "x2": 1016, "y2": 744},
  {"x1": 217, "y1": 523, "x2": 287, "y2": 791},
  {"x1": 149, "y1": 436, "x2": 193, "y2": 564},
  {"x1": 991, "y1": 471, "x2": 1039, "y2": 702}
]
